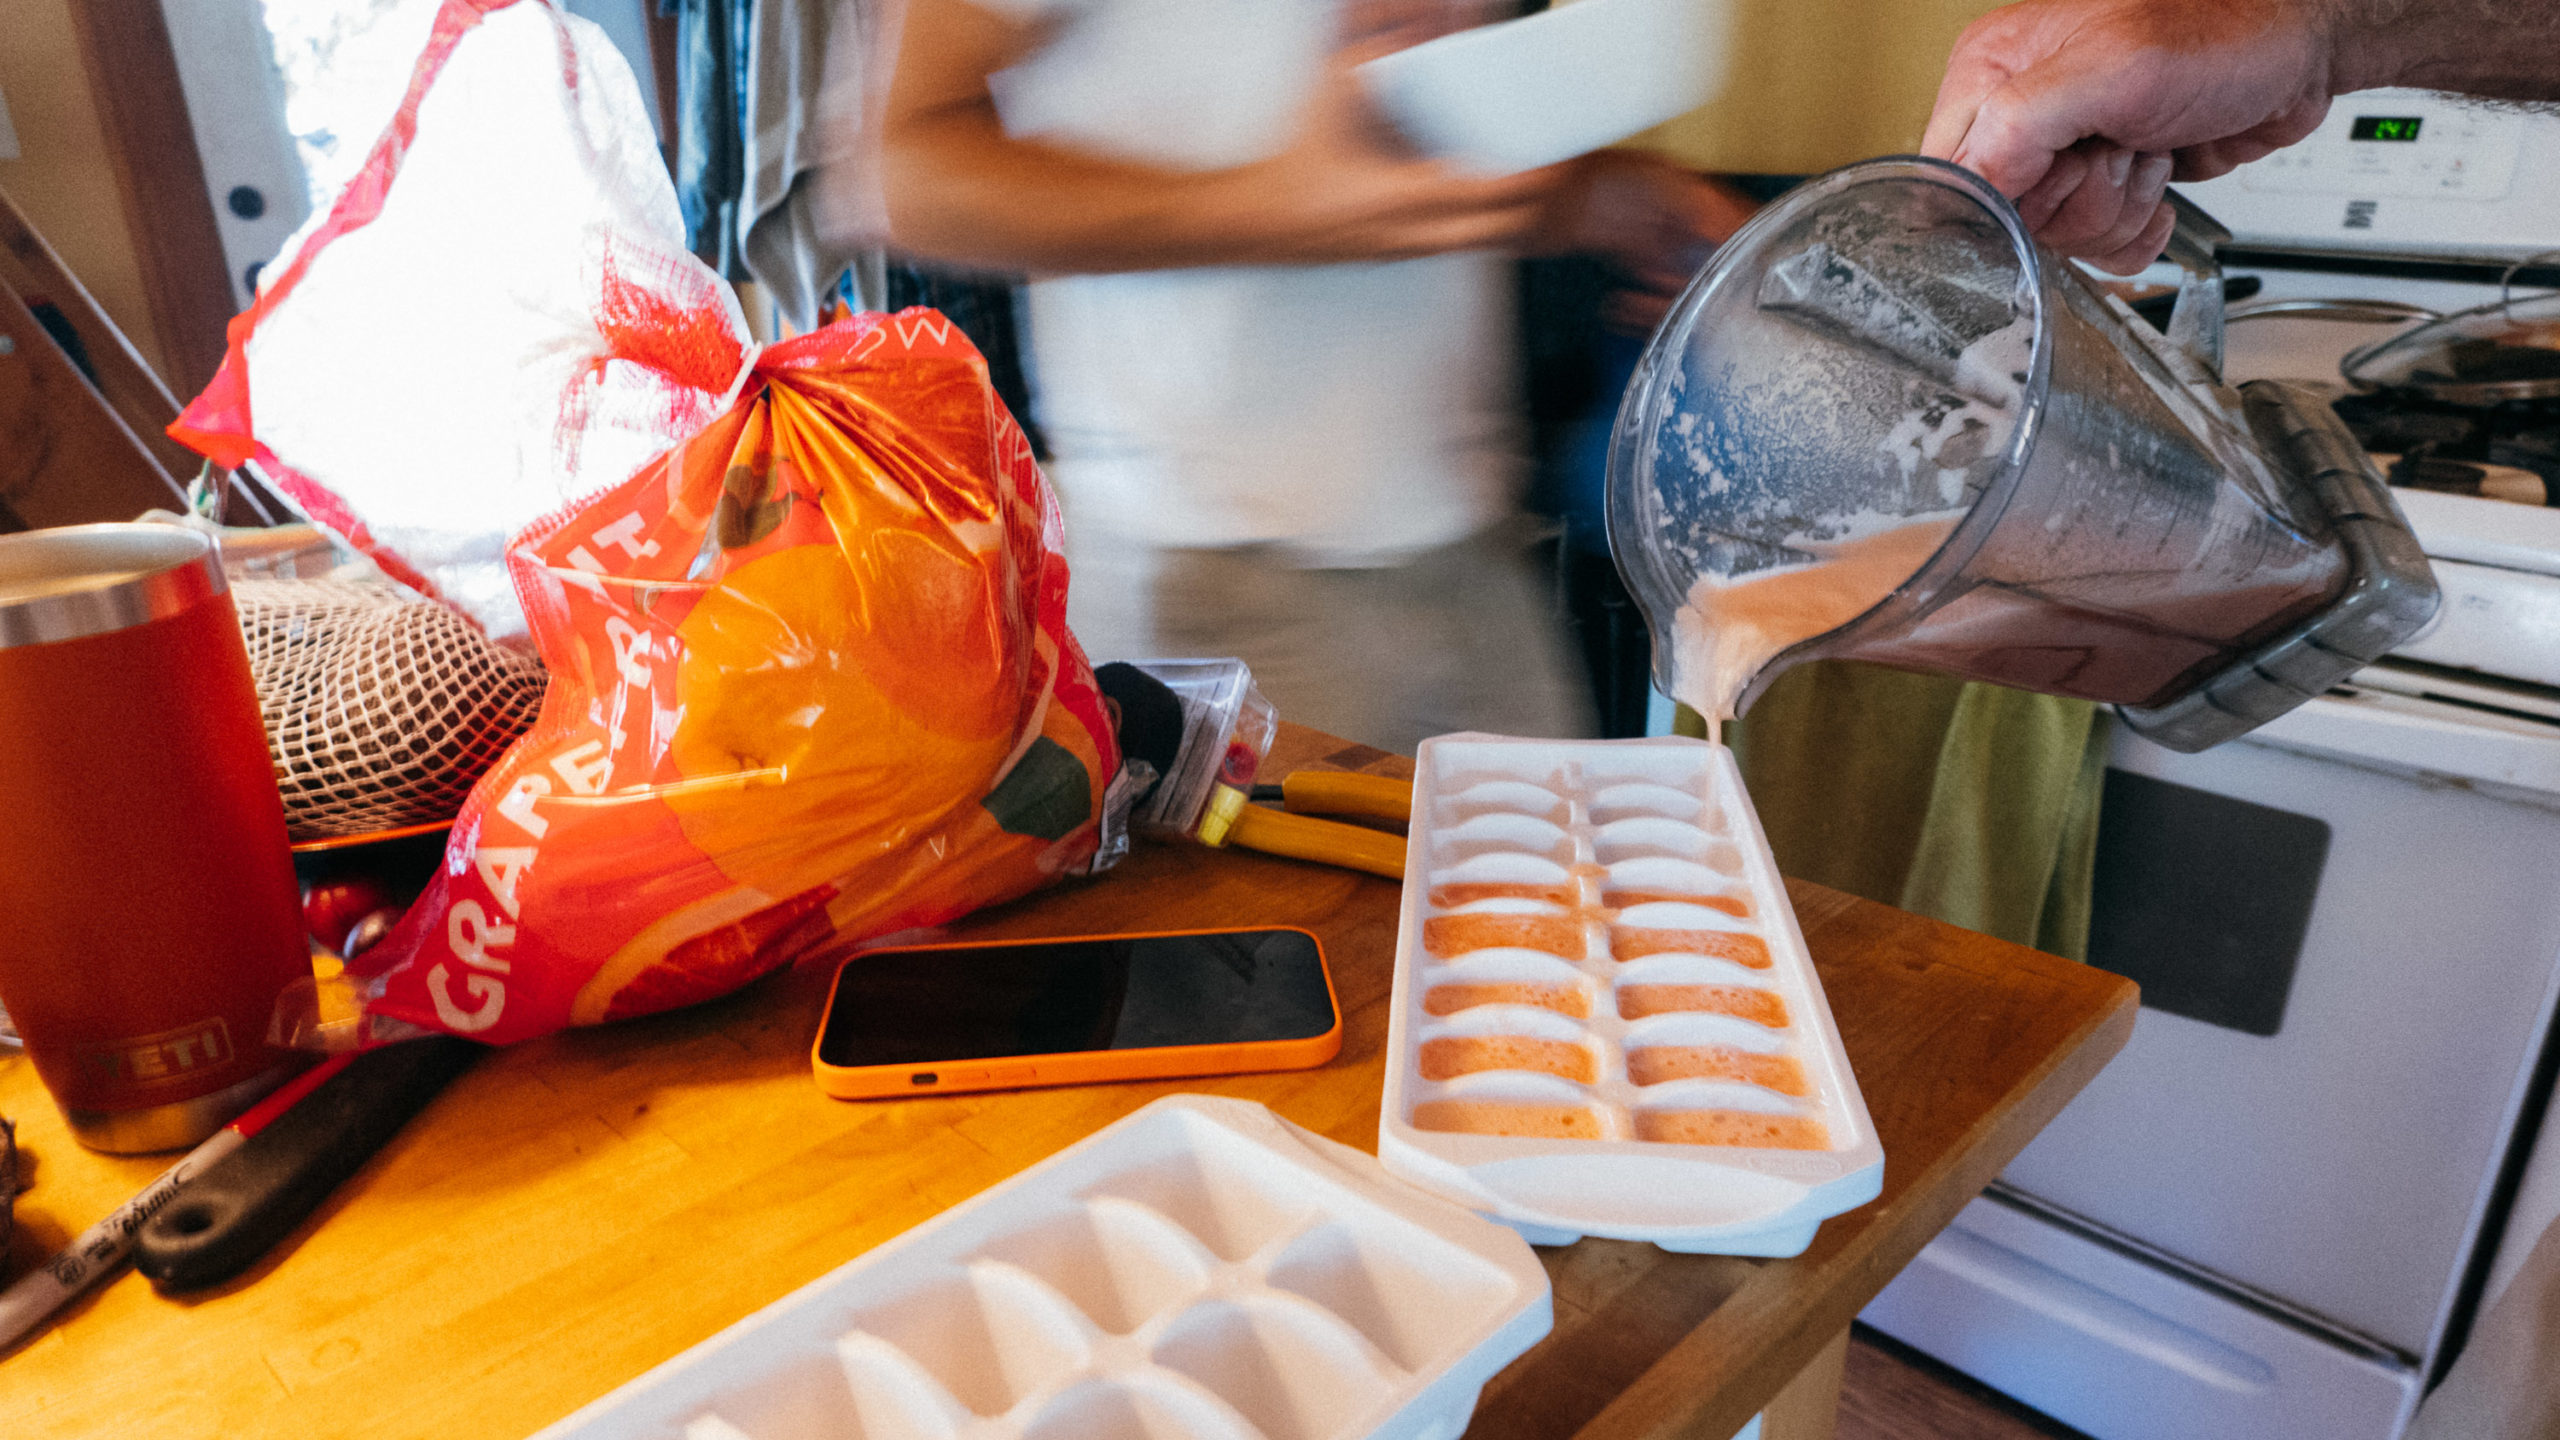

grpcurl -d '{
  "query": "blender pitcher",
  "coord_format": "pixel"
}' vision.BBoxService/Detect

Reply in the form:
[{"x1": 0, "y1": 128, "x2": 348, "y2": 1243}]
[{"x1": 1605, "y1": 157, "x2": 2438, "y2": 751}]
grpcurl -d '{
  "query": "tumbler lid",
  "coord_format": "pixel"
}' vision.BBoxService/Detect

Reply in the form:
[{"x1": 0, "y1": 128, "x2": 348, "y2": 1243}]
[{"x1": 0, "y1": 524, "x2": 227, "y2": 648}]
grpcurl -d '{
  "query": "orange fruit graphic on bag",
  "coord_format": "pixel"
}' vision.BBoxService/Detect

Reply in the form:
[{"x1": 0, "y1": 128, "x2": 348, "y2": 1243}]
[
  {"x1": 662, "y1": 540, "x2": 1024, "y2": 892},
  {"x1": 338, "y1": 309, "x2": 1114, "y2": 1044}
]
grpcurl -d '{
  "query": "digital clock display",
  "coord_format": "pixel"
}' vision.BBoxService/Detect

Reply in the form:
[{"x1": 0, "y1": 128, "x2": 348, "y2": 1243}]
[{"x1": 2351, "y1": 116, "x2": 2424, "y2": 142}]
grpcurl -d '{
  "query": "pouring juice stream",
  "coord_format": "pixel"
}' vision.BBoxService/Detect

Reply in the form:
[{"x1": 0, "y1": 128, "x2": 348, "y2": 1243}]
[{"x1": 1669, "y1": 514, "x2": 1962, "y2": 744}]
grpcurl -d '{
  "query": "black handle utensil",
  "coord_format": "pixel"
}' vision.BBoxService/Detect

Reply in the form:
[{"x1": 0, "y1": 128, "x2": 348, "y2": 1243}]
[{"x1": 134, "y1": 1036, "x2": 479, "y2": 1291}]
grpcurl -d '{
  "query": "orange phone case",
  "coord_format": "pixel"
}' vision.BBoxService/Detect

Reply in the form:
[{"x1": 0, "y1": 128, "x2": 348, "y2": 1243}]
[{"x1": 810, "y1": 927, "x2": 1344, "y2": 1100}]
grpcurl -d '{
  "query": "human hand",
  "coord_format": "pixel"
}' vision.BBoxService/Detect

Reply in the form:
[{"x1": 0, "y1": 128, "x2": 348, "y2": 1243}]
[{"x1": 1921, "y1": 0, "x2": 2338, "y2": 272}]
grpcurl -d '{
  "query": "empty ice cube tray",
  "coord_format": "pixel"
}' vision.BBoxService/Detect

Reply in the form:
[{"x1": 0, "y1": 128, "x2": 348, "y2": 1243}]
[
  {"x1": 530, "y1": 1096, "x2": 1553, "y2": 1440},
  {"x1": 1380, "y1": 735, "x2": 1885, "y2": 1255}
]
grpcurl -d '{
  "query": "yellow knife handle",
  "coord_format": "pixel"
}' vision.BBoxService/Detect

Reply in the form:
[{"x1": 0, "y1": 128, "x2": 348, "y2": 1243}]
[
  {"x1": 1225, "y1": 805, "x2": 1408, "y2": 881},
  {"x1": 1280, "y1": 770, "x2": 1415, "y2": 824}
]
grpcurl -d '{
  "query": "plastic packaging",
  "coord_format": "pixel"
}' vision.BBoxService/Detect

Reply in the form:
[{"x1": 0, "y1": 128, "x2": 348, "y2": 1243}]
[
  {"x1": 530, "y1": 1095, "x2": 1554, "y2": 1440},
  {"x1": 1125, "y1": 659, "x2": 1280, "y2": 847},
  {"x1": 1379, "y1": 734, "x2": 1883, "y2": 1255},
  {"x1": 167, "y1": 0, "x2": 1119, "y2": 1046},
  {"x1": 171, "y1": 0, "x2": 750, "y2": 642},
  {"x1": 232, "y1": 575, "x2": 547, "y2": 840}
]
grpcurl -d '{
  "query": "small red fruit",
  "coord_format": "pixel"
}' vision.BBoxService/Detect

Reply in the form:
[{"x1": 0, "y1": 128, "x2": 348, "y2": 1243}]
[{"x1": 301, "y1": 876, "x2": 397, "y2": 953}]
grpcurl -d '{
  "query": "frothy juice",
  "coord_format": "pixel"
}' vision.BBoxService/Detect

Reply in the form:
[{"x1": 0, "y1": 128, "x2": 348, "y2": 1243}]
[
  {"x1": 1659, "y1": 313, "x2": 2029, "y2": 742},
  {"x1": 1668, "y1": 515, "x2": 1961, "y2": 739}
]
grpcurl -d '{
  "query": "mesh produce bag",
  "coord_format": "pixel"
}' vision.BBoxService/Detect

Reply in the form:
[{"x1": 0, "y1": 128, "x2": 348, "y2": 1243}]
[{"x1": 233, "y1": 577, "x2": 547, "y2": 840}]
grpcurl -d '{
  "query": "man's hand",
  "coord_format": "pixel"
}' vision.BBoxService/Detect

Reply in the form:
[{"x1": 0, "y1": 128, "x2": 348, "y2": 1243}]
[
  {"x1": 1921, "y1": 0, "x2": 2337, "y2": 272},
  {"x1": 1925, "y1": 0, "x2": 2560, "y2": 271}
]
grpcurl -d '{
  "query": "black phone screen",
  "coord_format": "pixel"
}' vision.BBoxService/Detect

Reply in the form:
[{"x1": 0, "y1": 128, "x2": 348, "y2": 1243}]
[{"x1": 816, "y1": 929, "x2": 1335, "y2": 1068}]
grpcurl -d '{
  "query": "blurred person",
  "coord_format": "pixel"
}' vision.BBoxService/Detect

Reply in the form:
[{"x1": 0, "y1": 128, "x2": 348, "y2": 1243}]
[
  {"x1": 874, "y1": 0, "x2": 1754, "y2": 754},
  {"x1": 1920, "y1": 0, "x2": 2560, "y2": 271},
  {"x1": 1920, "y1": 6, "x2": 2560, "y2": 1437}
]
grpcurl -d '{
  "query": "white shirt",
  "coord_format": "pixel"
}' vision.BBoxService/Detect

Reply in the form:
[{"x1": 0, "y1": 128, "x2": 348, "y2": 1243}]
[{"x1": 974, "y1": 0, "x2": 1523, "y2": 565}]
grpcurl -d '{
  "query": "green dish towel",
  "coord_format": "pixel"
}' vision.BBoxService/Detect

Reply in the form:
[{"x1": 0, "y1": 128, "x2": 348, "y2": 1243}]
[{"x1": 1685, "y1": 661, "x2": 2107, "y2": 962}]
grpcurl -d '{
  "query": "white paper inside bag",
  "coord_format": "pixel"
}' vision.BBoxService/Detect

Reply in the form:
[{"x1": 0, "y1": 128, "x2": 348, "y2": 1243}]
[{"x1": 241, "y1": 2, "x2": 751, "y2": 638}]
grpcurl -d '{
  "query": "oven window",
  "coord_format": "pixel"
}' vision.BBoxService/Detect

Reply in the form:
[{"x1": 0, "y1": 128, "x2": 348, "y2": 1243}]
[{"x1": 2087, "y1": 769, "x2": 2332, "y2": 1037}]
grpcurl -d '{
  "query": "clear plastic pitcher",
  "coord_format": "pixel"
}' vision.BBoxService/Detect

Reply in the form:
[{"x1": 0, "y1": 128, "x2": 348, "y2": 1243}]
[{"x1": 1605, "y1": 158, "x2": 2438, "y2": 751}]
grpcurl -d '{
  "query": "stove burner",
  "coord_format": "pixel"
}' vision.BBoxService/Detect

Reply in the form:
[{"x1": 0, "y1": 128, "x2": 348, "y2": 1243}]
[
  {"x1": 2330, "y1": 391, "x2": 2560, "y2": 506},
  {"x1": 2443, "y1": 339, "x2": 2560, "y2": 384},
  {"x1": 2351, "y1": 406, "x2": 2478, "y2": 454},
  {"x1": 2392, "y1": 457, "x2": 2488, "y2": 494},
  {"x1": 2490, "y1": 434, "x2": 2560, "y2": 504}
]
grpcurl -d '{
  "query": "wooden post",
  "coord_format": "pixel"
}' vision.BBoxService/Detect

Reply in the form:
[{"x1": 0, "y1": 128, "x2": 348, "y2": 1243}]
[
  {"x1": 0, "y1": 274, "x2": 191, "y2": 529},
  {"x1": 65, "y1": 0, "x2": 237, "y2": 399}
]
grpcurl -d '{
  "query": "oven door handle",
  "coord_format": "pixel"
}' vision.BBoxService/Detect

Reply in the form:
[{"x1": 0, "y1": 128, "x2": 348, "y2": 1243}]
[{"x1": 2227, "y1": 297, "x2": 2441, "y2": 325}]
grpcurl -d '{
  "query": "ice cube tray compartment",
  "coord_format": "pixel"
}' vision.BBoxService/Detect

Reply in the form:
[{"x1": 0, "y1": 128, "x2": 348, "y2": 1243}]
[
  {"x1": 846, "y1": 1266, "x2": 1094, "y2": 1416},
  {"x1": 976, "y1": 1200, "x2": 1213, "y2": 1335},
  {"x1": 1435, "y1": 812, "x2": 1576, "y2": 866},
  {"x1": 1380, "y1": 735, "x2": 1886, "y2": 1256},
  {"x1": 1150, "y1": 1298, "x2": 1395, "y2": 1440},
  {"x1": 533, "y1": 1097, "x2": 1551, "y2": 1440}
]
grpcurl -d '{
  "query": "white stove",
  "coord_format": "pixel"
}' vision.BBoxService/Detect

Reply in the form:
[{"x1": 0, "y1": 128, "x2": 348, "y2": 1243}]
[
  {"x1": 2375, "y1": 491, "x2": 2560, "y2": 693},
  {"x1": 1862, "y1": 92, "x2": 2560, "y2": 1440},
  {"x1": 2168, "y1": 88, "x2": 2560, "y2": 260}
]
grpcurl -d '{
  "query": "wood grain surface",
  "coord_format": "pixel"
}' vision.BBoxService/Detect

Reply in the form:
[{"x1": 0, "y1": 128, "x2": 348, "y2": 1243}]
[{"x1": 0, "y1": 726, "x2": 2134, "y2": 1439}]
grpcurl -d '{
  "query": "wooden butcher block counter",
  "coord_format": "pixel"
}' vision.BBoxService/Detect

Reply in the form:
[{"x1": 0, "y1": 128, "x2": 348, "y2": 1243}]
[{"x1": 0, "y1": 724, "x2": 2136, "y2": 1440}]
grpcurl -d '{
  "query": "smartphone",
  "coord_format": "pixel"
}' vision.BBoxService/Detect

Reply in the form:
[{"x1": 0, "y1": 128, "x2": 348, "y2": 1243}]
[{"x1": 812, "y1": 927, "x2": 1342, "y2": 1099}]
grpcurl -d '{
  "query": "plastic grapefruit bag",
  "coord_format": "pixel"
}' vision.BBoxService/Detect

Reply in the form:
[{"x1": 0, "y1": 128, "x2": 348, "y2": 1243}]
[
  {"x1": 362, "y1": 312, "x2": 1120, "y2": 1042},
  {"x1": 169, "y1": 0, "x2": 1119, "y2": 1044}
]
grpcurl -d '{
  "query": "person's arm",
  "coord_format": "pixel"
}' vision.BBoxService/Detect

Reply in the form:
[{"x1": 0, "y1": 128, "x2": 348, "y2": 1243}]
[
  {"x1": 878, "y1": 0, "x2": 1570, "y2": 273},
  {"x1": 877, "y1": 0, "x2": 1758, "y2": 280},
  {"x1": 2342, "y1": 0, "x2": 2560, "y2": 103},
  {"x1": 1921, "y1": 0, "x2": 2560, "y2": 272}
]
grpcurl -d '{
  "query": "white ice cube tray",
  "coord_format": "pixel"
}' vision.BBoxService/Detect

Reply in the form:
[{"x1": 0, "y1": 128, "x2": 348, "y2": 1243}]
[
  {"x1": 532, "y1": 1095, "x2": 1553, "y2": 1440},
  {"x1": 1379, "y1": 734, "x2": 1884, "y2": 1255}
]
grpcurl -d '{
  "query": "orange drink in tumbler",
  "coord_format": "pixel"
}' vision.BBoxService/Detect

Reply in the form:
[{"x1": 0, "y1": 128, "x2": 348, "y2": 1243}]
[{"x1": 0, "y1": 525, "x2": 309, "y2": 1152}]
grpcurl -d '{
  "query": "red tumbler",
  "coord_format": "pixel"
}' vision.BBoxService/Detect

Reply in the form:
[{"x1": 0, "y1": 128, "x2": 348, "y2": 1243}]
[{"x1": 0, "y1": 524, "x2": 308, "y2": 1152}]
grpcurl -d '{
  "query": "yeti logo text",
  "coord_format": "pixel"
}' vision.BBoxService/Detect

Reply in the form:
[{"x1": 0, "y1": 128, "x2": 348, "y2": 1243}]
[{"x1": 79, "y1": 1019, "x2": 234, "y2": 1086}]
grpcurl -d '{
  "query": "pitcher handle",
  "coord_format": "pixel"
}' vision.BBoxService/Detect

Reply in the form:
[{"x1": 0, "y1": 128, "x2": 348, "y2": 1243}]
[{"x1": 2160, "y1": 190, "x2": 2234, "y2": 381}]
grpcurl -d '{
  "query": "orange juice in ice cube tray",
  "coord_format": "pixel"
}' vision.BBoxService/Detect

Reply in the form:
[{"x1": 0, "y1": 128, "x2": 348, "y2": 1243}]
[{"x1": 1378, "y1": 734, "x2": 1883, "y2": 1255}]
